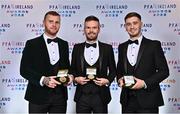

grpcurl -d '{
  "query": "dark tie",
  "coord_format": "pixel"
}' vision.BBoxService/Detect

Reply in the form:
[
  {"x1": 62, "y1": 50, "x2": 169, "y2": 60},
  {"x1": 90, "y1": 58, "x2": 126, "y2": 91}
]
[
  {"x1": 47, "y1": 38, "x2": 58, "y2": 44},
  {"x1": 128, "y1": 39, "x2": 139, "y2": 45},
  {"x1": 85, "y1": 43, "x2": 97, "y2": 48}
]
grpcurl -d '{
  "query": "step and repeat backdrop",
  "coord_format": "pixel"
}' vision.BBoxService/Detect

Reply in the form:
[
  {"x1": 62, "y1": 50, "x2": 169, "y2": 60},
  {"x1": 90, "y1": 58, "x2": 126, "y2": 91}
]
[{"x1": 0, "y1": 0, "x2": 180, "y2": 113}]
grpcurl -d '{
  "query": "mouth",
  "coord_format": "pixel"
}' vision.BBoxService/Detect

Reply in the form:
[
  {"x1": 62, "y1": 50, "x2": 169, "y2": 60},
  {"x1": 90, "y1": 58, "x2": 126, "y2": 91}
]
[
  {"x1": 130, "y1": 30, "x2": 137, "y2": 34},
  {"x1": 88, "y1": 32, "x2": 95, "y2": 35}
]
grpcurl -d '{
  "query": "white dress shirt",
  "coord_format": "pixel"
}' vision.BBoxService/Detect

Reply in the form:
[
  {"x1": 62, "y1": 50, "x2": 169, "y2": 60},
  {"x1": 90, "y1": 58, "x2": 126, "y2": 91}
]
[
  {"x1": 40, "y1": 33, "x2": 60, "y2": 86},
  {"x1": 127, "y1": 36, "x2": 147, "y2": 88},
  {"x1": 84, "y1": 40, "x2": 99, "y2": 66},
  {"x1": 127, "y1": 35, "x2": 142, "y2": 66},
  {"x1": 43, "y1": 33, "x2": 60, "y2": 65}
]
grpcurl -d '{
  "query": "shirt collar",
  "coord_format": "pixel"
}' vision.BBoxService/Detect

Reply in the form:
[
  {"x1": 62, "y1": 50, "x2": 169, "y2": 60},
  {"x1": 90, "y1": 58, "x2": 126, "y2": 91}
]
[
  {"x1": 43, "y1": 33, "x2": 57, "y2": 44},
  {"x1": 129, "y1": 35, "x2": 143, "y2": 45},
  {"x1": 85, "y1": 40, "x2": 99, "y2": 48},
  {"x1": 86, "y1": 40, "x2": 98, "y2": 44}
]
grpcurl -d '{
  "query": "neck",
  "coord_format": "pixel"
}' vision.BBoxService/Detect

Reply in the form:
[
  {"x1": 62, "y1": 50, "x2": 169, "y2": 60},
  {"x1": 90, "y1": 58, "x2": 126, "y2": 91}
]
[
  {"x1": 45, "y1": 32, "x2": 56, "y2": 39},
  {"x1": 130, "y1": 34, "x2": 142, "y2": 41},
  {"x1": 86, "y1": 40, "x2": 97, "y2": 44}
]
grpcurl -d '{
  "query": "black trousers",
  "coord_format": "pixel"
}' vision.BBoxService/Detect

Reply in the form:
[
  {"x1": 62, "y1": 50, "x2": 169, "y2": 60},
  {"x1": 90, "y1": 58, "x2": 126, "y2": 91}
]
[
  {"x1": 29, "y1": 102, "x2": 67, "y2": 114},
  {"x1": 29, "y1": 93, "x2": 67, "y2": 114},
  {"x1": 76, "y1": 93, "x2": 108, "y2": 114},
  {"x1": 122, "y1": 95, "x2": 158, "y2": 114}
]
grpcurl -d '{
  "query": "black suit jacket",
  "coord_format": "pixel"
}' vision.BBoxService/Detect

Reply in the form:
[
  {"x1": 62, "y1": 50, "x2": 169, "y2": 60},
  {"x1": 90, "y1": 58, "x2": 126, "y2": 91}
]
[
  {"x1": 70, "y1": 41, "x2": 116, "y2": 104},
  {"x1": 117, "y1": 37, "x2": 169, "y2": 108},
  {"x1": 20, "y1": 35, "x2": 70, "y2": 104}
]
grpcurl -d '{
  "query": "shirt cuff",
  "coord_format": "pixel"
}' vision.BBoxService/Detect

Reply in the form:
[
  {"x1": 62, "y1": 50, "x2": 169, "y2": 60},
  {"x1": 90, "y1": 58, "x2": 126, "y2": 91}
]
[
  {"x1": 40, "y1": 76, "x2": 45, "y2": 86},
  {"x1": 105, "y1": 84, "x2": 109, "y2": 87},
  {"x1": 144, "y1": 81, "x2": 147, "y2": 89},
  {"x1": 105, "y1": 80, "x2": 110, "y2": 87}
]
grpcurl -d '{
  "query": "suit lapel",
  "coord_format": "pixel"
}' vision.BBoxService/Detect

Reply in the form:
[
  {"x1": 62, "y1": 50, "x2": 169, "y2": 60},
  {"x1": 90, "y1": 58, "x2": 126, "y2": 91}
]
[
  {"x1": 123, "y1": 37, "x2": 147, "y2": 73},
  {"x1": 39, "y1": 36, "x2": 50, "y2": 65},
  {"x1": 134, "y1": 37, "x2": 146, "y2": 70},
  {"x1": 98, "y1": 41, "x2": 103, "y2": 72},
  {"x1": 123, "y1": 42, "x2": 128, "y2": 74},
  {"x1": 57, "y1": 38, "x2": 62, "y2": 62},
  {"x1": 80, "y1": 43, "x2": 85, "y2": 72}
]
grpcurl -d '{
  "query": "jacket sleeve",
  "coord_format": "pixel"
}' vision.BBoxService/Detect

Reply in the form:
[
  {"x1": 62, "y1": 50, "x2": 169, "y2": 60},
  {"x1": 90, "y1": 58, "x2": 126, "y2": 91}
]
[
  {"x1": 116, "y1": 44, "x2": 124, "y2": 82},
  {"x1": 69, "y1": 44, "x2": 78, "y2": 77},
  {"x1": 144, "y1": 41, "x2": 169, "y2": 90},
  {"x1": 107, "y1": 45, "x2": 116, "y2": 84},
  {"x1": 20, "y1": 40, "x2": 42, "y2": 87}
]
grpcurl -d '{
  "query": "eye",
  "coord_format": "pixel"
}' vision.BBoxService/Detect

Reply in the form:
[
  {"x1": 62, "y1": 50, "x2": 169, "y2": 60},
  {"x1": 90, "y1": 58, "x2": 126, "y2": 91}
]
[
  {"x1": 125, "y1": 23, "x2": 131, "y2": 27},
  {"x1": 133, "y1": 21, "x2": 138, "y2": 25},
  {"x1": 55, "y1": 21, "x2": 60, "y2": 24},
  {"x1": 49, "y1": 20, "x2": 53, "y2": 23}
]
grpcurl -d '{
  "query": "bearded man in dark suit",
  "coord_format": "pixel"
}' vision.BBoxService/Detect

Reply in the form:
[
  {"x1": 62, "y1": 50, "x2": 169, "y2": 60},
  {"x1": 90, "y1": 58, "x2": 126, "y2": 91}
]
[
  {"x1": 20, "y1": 11, "x2": 73, "y2": 114},
  {"x1": 70, "y1": 15, "x2": 116, "y2": 113}
]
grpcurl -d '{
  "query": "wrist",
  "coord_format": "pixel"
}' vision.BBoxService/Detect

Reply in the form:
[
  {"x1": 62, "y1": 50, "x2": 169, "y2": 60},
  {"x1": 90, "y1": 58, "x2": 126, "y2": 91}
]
[{"x1": 43, "y1": 77, "x2": 50, "y2": 86}]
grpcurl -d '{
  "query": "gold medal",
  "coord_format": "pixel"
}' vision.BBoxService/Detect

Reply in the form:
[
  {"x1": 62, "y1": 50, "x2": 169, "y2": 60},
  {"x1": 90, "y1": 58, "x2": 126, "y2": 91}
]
[{"x1": 87, "y1": 74, "x2": 95, "y2": 80}]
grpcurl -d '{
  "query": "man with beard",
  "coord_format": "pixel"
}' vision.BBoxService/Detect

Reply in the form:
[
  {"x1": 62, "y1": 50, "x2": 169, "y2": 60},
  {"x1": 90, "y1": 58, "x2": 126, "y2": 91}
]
[
  {"x1": 70, "y1": 15, "x2": 116, "y2": 113},
  {"x1": 116, "y1": 12, "x2": 169, "y2": 113},
  {"x1": 20, "y1": 11, "x2": 73, "y2": 113}
]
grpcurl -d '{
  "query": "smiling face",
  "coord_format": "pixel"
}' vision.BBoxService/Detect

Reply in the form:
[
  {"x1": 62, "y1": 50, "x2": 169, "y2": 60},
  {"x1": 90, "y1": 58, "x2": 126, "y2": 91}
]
[
  {"x1": 125, "y1": 16, "x2": 143, "y2": 39},
  {"x1": 43, "y1": 14, "x2": 60, "y2": 38},
  {"x1": 84, "y1": 20, "x2": 100, "y2": 41}
]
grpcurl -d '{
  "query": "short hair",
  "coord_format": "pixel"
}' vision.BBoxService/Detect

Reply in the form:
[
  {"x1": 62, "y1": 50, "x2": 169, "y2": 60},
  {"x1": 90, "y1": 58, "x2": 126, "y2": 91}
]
[
  {"x1": 84, "y1": 15, "x2": 100, "y2": 23},
  {"x1": 44, "y1": 11, "x2": 60, "y2": 20},
  {"x1": 124, "y1": 12, "x2": 141, "y2": 22}
]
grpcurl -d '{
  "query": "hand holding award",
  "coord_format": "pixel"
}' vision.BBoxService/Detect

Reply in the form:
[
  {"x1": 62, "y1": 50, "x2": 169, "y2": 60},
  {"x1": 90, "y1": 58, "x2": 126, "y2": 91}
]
[
  {"x1": 56, "y1": 69, "x2": 69, "y2": 85},
  {"x1": 123, "y1": 75, "x2": 135, "y2": 88},
  {"x1": 86, "y1": 68, "x2": 96, "y2": 81}
]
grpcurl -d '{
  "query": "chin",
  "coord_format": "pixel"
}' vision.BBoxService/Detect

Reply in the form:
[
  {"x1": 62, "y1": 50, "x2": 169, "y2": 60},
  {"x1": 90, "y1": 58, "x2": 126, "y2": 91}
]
[
  {"x1": 87, "y1": 38, "x2": 96, "y2": 41},
  {"x1": 130, "y1": 34, "x2": 138, "y2": 38},
  {"x1": 50, "y1": 32, "x2": 58, "y2": 36}
]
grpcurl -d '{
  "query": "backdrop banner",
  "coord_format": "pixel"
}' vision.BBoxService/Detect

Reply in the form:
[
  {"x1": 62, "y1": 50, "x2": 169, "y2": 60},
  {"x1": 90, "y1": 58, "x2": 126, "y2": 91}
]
[{"x1": 0, "y1": 0, "x2": 180, "y2": 113}]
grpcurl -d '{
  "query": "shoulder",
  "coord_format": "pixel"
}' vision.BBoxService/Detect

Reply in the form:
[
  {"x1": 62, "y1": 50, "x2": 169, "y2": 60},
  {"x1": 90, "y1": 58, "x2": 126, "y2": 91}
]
[
  {"x1": 74, "y1": 42, "x2": 85, "y2": 48},
  {"x1": 118, "y1": 41, "x2": 128, "y2": 49},
  {"x1": 57, "y1": 37, "x2": 68, "y2": 45},
  {"x1": 143, "y1": 37, "x2": 161, "y2": 46},
  {"x1": 25, "y1": 35, "x2": 43, "y2": 45},
  {"x1": 99, "y1": 41, "x2": 112, "y2": 48}
]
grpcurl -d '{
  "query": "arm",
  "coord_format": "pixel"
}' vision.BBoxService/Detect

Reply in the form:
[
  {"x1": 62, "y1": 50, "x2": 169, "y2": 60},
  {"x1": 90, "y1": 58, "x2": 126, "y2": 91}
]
[
  {"x1": 144, "y1": 41, "x2": 169, "y2": 90},
  {"x1": 20, "y1": 40, "x2": 43, "y2": 87},
  {"x1": 69, "y1": 44, "x2": 90, "y2": 85},
  {"x1": 107, "y1": 45, "x2": 116, "y2": 84},
  {"x1": 116, "y1": 44, "x2": 124, "y2": 85},
  {"x1": 69, "y1": 44, "x2": 78, "y2": 77},
  {"x1": 62, "y1": 41, "x2": 74, "y2": 86},
  {"x1": 94, "y1": 45, "x2": 116, "y2": 86}
]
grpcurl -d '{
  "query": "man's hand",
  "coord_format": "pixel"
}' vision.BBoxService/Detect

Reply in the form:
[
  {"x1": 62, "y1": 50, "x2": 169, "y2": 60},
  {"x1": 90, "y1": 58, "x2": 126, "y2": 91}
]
[
  {"x1": 43, "y1": 76, "x2": 61, "y2": 88},
  {"x1": 118, "y1": 77, "x2": 124, "y2": 87},
  {"x1": 93, "y1": 78, "x2": 109, "y2": 86},
  {"x1": 131, "y1": 77, "x2": 145, "y2": 89},
  {"x1": 63, "y1": 74, "x2": 74, "y2": 86},
  {"x1": 74, "y1": 76, "x2": 90, "y2": 85}
]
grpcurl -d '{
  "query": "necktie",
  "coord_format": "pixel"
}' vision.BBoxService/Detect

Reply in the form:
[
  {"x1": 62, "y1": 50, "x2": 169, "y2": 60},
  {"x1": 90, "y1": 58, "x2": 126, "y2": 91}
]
[
  {"x1": 85, "y1": 43, "x2": 97, "y2": 48},
  {"x1": 47, "y1": 38, "x2": 58, "y2": 44},
  {"x1": 128, "y1": 39, "x2": 139, "y2": 45}
]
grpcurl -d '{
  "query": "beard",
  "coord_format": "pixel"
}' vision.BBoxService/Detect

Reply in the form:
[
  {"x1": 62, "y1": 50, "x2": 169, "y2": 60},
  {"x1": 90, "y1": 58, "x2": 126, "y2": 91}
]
[
  {"x1": 44, "y1": 26, "x2": 59, "y2": 37},
  {"x1": 86, "y1": 32, "x2": 98, "y2": 41},
  {"x1": 46, "y1": 29, "x2": 58, "y2": 36},
  {"x1": 130, "y1": 34, "x2": 139, "y2": 38}
]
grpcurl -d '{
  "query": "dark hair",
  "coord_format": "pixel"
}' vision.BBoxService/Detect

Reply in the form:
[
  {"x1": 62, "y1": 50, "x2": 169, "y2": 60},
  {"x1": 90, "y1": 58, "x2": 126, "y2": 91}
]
[
  {"x1": 124, "y1": 12, "x2": 141, "y2": 22},
  {"x1": 84, "y1": 15, "x2": 100, "y2": 23},
  {"x1": 44, "y1": 11, "x2": 60, "y2": 20}
]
